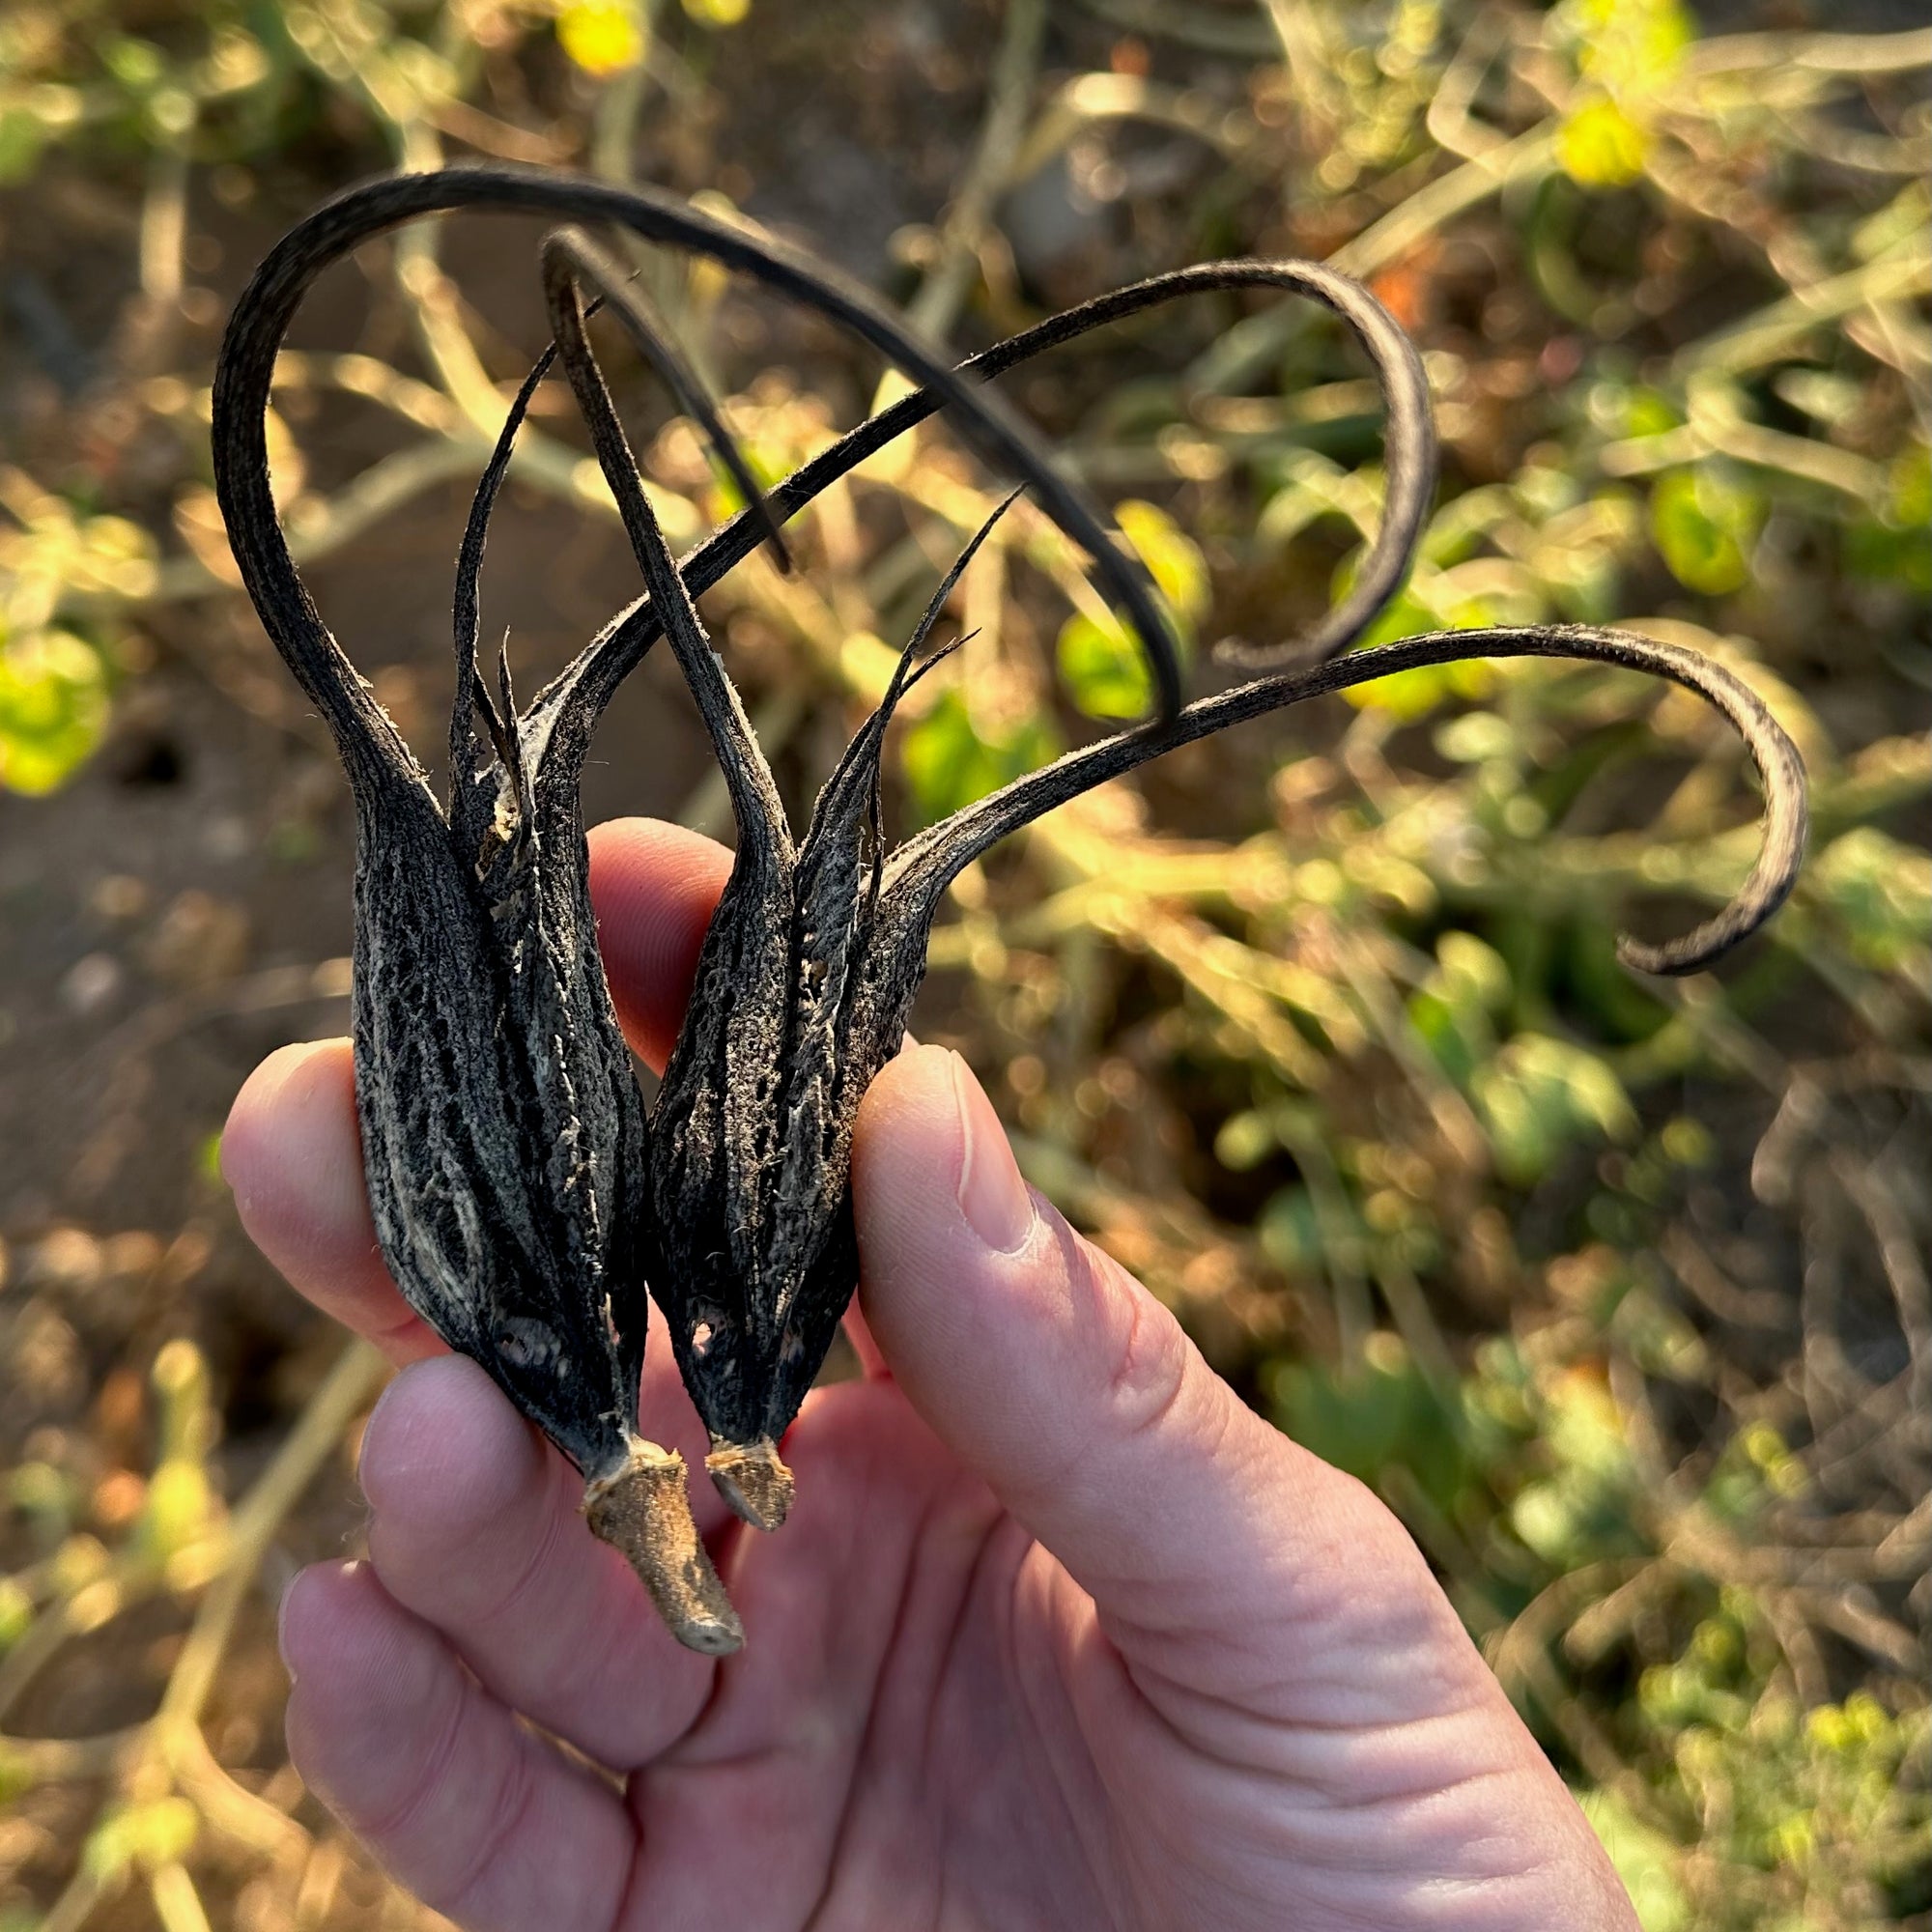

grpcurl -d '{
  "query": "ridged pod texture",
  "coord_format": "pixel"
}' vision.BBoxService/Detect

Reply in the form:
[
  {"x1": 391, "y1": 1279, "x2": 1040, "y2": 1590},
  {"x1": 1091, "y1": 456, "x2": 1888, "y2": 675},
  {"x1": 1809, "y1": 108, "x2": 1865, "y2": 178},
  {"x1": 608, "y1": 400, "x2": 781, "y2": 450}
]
[{"x1": 351, "y1": 767, "x2": 651, "y2": 1482}]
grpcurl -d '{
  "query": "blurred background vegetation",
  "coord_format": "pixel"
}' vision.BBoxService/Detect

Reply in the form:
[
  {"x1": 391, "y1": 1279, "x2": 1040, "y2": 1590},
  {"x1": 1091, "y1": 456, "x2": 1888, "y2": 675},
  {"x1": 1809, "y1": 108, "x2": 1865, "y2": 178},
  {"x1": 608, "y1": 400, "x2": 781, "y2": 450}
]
[{"x1": 0, "y1": 0, "x2": 1926, "y2": 1925}]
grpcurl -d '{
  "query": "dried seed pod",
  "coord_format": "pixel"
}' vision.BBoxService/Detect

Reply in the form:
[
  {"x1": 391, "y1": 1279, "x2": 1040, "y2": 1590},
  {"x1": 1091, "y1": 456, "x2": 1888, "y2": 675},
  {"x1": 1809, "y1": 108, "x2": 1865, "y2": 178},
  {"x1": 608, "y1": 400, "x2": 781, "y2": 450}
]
[
  {"x1": 215, "y1": 241, "x2": 745, "y2": 1653},
  {"x1": 218, "y1": 168, "x2": 1810, "y2": 1650},
  {"x1": 645, "y1": 505, "x2": 1017, "y2": 1524},
  {"x1": 500, "y1": 258, "x2": 1435, "y2": 1520},
  {"x1": 526, "y1": 258, "x2": 1805, "y2": 1522}
]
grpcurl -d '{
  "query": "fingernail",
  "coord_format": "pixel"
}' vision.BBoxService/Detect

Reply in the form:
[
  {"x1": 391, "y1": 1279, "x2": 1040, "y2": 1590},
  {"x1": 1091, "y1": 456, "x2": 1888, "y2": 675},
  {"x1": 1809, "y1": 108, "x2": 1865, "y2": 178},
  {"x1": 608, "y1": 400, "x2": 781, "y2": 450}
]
[
  {"x1": 950, "y1": 1051, "x2": 1034, "y2": 1255},
  {"x1": 277, "y1": 1559, "x2": 363, "y2": 1680}
]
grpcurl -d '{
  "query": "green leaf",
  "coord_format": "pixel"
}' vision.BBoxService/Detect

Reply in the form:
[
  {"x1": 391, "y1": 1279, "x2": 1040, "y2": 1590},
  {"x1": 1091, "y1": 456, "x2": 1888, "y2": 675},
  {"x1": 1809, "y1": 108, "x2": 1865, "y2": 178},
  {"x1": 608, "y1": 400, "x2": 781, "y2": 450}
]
[
  {"x1": 0, "y1": 1578, "x2": 30, "y2": 1653},
  {"x1": 1409, "y1": 990, "x2": 1483, "y2": 1086},
  {"x1": 84, "y1": 1797, "x2": 199, "y2": 1882},
  {"x1": 1056, "y1": 499, "x2": 1207, "y2": 720},
  {"x1": 1212, "y1": 1109, "x2": 1277, "y2": 1172},
  {"x1": 1056, "y1": 611, "x2": 1155, "y2": 720},
  {"x1": 0, "y1": 629, "x2": 111, "y2": 796},
  {"x1": 1257, "y1": 1184, "x2": 1329, "y2": 1274},
  {"x1": 1409, "y1": 932, "x2": 1511, "y2": 1085},
  {"x1": 1434, "y1": 710, "x2": 1517, "y2": 764},
  {"x1": 102, "y1": 37, "x2": 168, "y2": 91},
  {"x1": 1330, "y1": 576, "x2": 1495, "y2": 721},
  {"x1": 1578, "y1": 1789, "x2": 1693, "y2": 1932},
  {"x1": 1270, "y1": 1337, "x2": 1475, "y2": 1518},
  {"x1": 1543, "y1": 1366, "x2": 1635, "y2": 1483},
  {"x1": 1342, "y1": 654, "x2": 1492, "y2": 723},
  {"x1": 1510, "y1": 1479, "x2": 1590, "y2": 1563},
  {"x1": 137, "y1": 1459, "x2": 214, "y2": 1566},
  {"x1": 1563, "y1": 918, "x2": 1672, "y2": 1042},
  {"x1": 1328, "y1": 533, "x2": 1500, "y2": 720},
  {"x1": 1114, "y1": 498, "x2": 1210, "y2": 625},
  {"x1": 1649, "y1": 466, "x2": 1763, "y2": 595},
  {"x1": 1471, "y1": 1033, "x2": 1637, "y2": 1183},
  {"x1": 1436, "y1": 930, "x2": 1514, "y2": 1015},
  {"x1": 899, "y1": 688, "x2": 1059, "y2": 824},
  {"x1": 1845, "y1": 444, "x2": 1932, "y2": 593},
  {"x1": 0, "y1": 107, "x2": 50, "y2": 186},
  {"x1": 1807, "y1": 828, "x2": 1932, "y2": 972},
  {"x1": 1624, "y1": 387, "x2": 1683, "y2": 439},
  {"x1": 1891, "y1": 442, "x2": 1931, "y2": 527}
]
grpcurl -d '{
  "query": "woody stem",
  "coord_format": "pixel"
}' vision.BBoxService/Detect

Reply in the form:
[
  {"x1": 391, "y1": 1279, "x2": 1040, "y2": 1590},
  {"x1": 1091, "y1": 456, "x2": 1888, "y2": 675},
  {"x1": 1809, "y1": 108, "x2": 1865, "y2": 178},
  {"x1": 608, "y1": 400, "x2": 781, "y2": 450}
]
[{"x1": 582, "y1": 1439, "x2": 744, "y2": 1657}]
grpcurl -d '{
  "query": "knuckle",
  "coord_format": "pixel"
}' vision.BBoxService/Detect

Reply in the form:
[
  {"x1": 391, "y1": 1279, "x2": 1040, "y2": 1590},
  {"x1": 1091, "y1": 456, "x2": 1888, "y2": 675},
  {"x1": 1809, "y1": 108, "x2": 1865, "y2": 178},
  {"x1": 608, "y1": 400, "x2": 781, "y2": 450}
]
[{"x1": 1080, "y1": 1241, "x2": 1196, "y2": 1444}]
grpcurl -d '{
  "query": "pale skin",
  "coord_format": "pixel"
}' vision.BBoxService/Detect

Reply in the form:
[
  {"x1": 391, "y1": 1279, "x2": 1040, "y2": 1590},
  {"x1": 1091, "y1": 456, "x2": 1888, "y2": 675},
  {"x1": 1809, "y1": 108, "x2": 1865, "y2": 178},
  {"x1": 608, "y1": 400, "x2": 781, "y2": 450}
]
[{"x1": 223, "y1": 817, "x2": 1639, "y2": 1932}]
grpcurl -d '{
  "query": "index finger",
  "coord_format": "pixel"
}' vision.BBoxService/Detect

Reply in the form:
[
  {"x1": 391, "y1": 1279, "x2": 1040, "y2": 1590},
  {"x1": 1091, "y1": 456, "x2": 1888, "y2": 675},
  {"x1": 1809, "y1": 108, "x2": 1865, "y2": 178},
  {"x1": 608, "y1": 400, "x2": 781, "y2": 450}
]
[{"x1": 221, "y1": 818, "x2": 731, "y2": 1361}]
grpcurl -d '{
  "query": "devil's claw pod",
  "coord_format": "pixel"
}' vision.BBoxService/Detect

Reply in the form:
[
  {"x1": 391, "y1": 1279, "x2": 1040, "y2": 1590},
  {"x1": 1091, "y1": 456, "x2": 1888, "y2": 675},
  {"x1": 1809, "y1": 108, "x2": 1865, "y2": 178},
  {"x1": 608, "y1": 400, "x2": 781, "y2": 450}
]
[
  {"x1": 641, "y1": 509, "x2": 1018, "y2": 1504},
  {"x1": 209, "y1": 176, "x2": 760, "y2": 1652},
  {"x1": 596, "y1": 271, "x2": 1808, "y2": 1518},
  {"x1": 216, "y1": 165, "x2": 1810, "y2": 1652}
]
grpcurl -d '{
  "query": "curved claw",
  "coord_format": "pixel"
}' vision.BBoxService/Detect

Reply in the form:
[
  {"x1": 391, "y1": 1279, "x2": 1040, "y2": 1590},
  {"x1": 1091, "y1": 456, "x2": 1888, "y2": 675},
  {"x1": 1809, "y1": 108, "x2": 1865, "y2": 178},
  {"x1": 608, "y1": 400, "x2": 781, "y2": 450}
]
[
  {"x1": 1600, "y1": 652, "x2": 1807, "y2": 978},
  {"x1": 539, "y1": 234, "x2": 793, "y2": 864},
  {"x1": 213, "y1": 166, "x2": 1181, "y2": 753},
  {"x1": 541, "y1": 226, "x2": 794, "y2": 576},
  {"x1": 542, "y1": 257, "x2": 1435, "y2": 746},
  {"x1": 800, "y1": 487, "x2": 1022, "y2": 882},
  {"x1": 449, "y1": 338, "x2": 557, "y2": 841},
  {"x1": 884, "y1": 624, "x2": 1808, "y2": 983},
  {"x1": 449, "y1": 294, "x2": 615, "y2": 799}
]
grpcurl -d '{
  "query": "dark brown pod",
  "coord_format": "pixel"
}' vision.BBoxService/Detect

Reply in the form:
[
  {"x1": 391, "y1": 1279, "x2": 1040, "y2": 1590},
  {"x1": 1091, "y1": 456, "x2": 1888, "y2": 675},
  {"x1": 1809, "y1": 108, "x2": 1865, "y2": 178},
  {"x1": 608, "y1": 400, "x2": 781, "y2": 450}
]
[
  {"x1": 213, "y1": 221, "x2": 735, "y2": 1652},
  {"x1": 217, "y1": 167, "x2": 1810, "y2": 1651},
  {"x1": 537, "y1": 254, "x2": 1806, "y2": 1529}
]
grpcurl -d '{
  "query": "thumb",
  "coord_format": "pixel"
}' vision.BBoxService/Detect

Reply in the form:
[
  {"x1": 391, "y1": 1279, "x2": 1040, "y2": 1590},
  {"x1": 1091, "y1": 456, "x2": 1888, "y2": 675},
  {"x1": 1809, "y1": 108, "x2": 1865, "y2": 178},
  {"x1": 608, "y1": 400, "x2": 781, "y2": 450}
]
[{"x1": 851, "y1": 1044, "x2": 1447, "y2": 1693}]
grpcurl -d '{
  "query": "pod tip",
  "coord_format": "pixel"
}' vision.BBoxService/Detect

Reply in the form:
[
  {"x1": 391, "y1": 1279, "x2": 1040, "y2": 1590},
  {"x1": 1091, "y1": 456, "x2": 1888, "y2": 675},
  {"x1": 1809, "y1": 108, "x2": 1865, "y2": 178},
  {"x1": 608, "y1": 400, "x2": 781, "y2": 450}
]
[
  {"x1": 706, "y1": 1435, "x2": 795, "y2": 1532},
  {"x1": 583, "y1": 1439, "x2": 744, "y2": 1655}
]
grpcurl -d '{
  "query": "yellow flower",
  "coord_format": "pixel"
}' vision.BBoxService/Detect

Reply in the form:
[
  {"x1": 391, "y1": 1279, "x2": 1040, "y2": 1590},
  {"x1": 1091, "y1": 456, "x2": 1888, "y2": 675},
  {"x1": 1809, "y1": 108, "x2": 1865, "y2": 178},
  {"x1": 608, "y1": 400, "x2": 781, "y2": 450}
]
[
  {"x1": 557, "y1": 2, "x2": 644, "y2": 76},
  {"x1": 1558, "y1": 97, "x2": 1649, "y2": 186}
]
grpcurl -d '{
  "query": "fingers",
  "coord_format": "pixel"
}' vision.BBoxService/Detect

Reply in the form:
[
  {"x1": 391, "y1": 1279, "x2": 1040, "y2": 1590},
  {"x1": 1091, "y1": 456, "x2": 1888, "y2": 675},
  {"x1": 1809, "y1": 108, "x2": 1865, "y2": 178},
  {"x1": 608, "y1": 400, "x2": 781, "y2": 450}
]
[
  {"x1": 223, "y1": 1041, "x2": 441, "y2": 1364},
  {"x1": 851, "y1": 1046, "x2": 1461, "y2": 1715},
  {"x1": 280, "y1": 1558, "x2": 634, "y2": 1932},
  {"x1": 355, "y1": 1354, "x2": 720, "y2": 1773},
  {"x1": 586, "y1": 817, "x2": 732, "y2": 1072}
]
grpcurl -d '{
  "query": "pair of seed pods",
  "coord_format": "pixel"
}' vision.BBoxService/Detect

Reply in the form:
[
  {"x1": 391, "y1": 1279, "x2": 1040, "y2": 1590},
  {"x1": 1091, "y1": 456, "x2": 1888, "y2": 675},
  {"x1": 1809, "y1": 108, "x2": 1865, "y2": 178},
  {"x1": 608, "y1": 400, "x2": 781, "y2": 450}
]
[{"x1": 212, "y1": 168, "x2": 1806, "y2": 1654}]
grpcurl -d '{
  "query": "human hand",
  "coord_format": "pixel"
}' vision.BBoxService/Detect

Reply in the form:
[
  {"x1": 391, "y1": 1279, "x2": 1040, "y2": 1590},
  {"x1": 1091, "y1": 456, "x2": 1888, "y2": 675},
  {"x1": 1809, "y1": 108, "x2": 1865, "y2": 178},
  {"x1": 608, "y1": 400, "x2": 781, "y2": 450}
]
[{"x1": 224, "y1": 816, "x2": 1636, "y2": 1932}]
